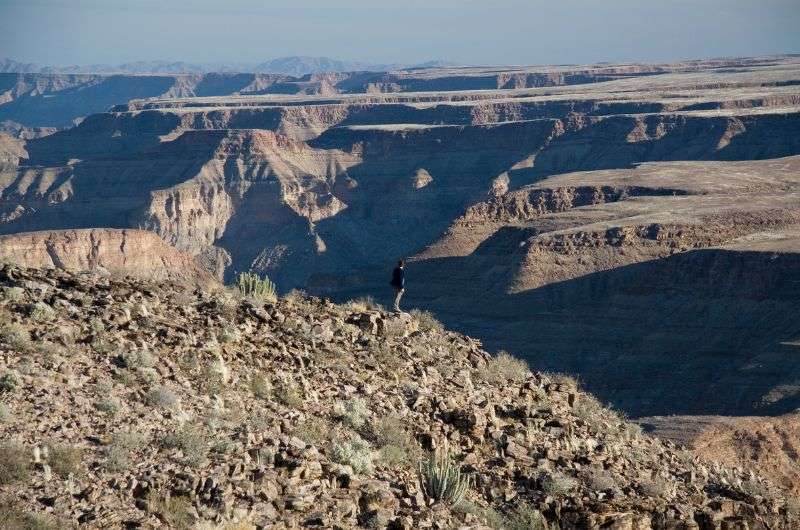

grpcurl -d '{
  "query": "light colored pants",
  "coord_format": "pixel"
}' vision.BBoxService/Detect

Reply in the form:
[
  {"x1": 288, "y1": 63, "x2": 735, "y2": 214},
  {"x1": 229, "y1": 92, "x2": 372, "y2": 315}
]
[{"x1": 393, "y1": 288, "x2": 404, "y2": 312}]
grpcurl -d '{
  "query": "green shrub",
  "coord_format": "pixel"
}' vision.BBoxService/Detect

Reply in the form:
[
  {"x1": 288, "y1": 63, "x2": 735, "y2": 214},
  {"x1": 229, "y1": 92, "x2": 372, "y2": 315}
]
[
  {"x1": 235, "y1": 272, "x2": 276, "y2": 302},
  {"x1": 331, "y1": 435, "x2": 373, "y2": 474},
  {"x1": 336, "y1": 397, "x2": 369, "y2": 430},
  {"x1": 0, "y1": 372, "x2": 19, "y2": 393},
  {"x1": 28, "y1": 302, "x2": 54, "y2": 323},
  {"x1": 119, "y1": 350, "x2": 154, "y2": 370},
  {"x1": 0, "y1": 404, "x2": 9, "y2": 423},
  {"x1": 419, "y1": 449, "x2": 470, "y2": 505},
  {"x1": 0, "y1": 442, "x2": 31, "y2": 485}
]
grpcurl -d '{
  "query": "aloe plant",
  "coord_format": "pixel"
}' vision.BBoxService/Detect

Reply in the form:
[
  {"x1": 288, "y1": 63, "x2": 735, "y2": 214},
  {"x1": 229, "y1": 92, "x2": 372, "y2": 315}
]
[
  {"x1": 235, "y1": 272, "x2": 277, "y2": 301},
  {"x1": 419, "y1": 448, "x2": 471, "y2": 505}
]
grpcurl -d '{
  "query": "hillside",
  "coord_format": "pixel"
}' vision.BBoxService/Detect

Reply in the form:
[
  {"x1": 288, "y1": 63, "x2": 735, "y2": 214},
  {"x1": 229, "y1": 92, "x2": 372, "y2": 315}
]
[{"x1": 0, "y1": 265, "x2": 796, "y2": 529}]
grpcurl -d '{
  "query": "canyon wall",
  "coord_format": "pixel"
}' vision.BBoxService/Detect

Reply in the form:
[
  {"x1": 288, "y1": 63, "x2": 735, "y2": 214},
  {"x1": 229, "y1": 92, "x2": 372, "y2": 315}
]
[
  {"x1": 0, "y1": 228, "x2": 216, "y2": 287},
  {"x1": 1, "y1": 57, "x2": 799, "y2": 417}
]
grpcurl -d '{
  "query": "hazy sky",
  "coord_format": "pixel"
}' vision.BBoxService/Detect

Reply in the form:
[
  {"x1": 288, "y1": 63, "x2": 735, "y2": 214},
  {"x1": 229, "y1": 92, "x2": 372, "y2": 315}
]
[{"x1": 1, "y1": 0, "x2": 799, "y2": 66}]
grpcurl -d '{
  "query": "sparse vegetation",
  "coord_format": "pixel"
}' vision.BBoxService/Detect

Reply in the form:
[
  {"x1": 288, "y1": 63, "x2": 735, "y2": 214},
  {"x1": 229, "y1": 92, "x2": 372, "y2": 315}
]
[
  {"x1": 409, "y1": 309, "x2": 444, "y2": 333},
  {"x1": 119, "y1": 349, "x2": 154, "y2": 369},
  {"x1": 369, "y1": 342, "x2": 404, "y2": 372},
  {"x1": 0, "y1": 495, "x2": 61, "y2": 530},
  {"x1": 217, "y1": 327, "x2": 239, "y2": 344},
  {"x1": 95, "y1": 397, "x2": 122, "y2": 415},
  {"x1": 48, "y1": 444, "x2": 83, "y2": 478},
  {"x1": 159, "y1": 427, "x2": 208, "y2": 468},
  {"x1": 145, "y1": 386, "x2": 179, "y2": 409},
  {"x1": 249, "y1": 373, "x2": 271, "y2": 399},
  {"x1": 540, "y1": 471, "x2": 576, "y2": 497},
  {"x1": 475, "y1": 351, "x2": 528, "y2": 384},
  {"x1": 0, "y1": 323, "x2": 29, "y2": 349},
  {"x1": 145, "y1": 490, "x2": 194, "y2": 529},
  {"x1": 274, "y1": 379, "x2": 303, "y2": 408},
  {"x1": 0, "y1": 442, "x2": 31, "y2": 485},
  {"x1": 282, "y1": 288, "x2": 308, "y2": 305},
  {"x1": 336, "y1": 396, "x2": 369, "y2": 430},
  {"x1": 345, "y1": 296, "x2": 383, "y2": 312},
  {"x1": 235, "y1": 272, "x2": 276, "y2": 302},
  {"x1": 0, "y1": 404, "x2": 9, "y2": 422},
  {"x1": 371, "y1": 416, "x2": 417, "y2": 468},
  {"x1": 29, "y1": 302, "x2": 54, "y2": 323},
  {"x1": 293, "y1": 417, "x2": 331, "y2": 446},
  {"x1": 0, "y1": 264, "x2": 794, "y2": 527},
  {"x1": 582, "y1": 467, "x2": 618, "y2": 492},
  {"x1": 331, "y1": 435, "x2": 373, "y2": 474},
  {"x1": 103, "y1": 432, "x2": 147, "y2": 472},
  {"x1": 419, "y1": 448, "x2": 470, "y2": 505},
  {"x1": 639, "y1": 476, "x2": 672, "y2": 499},
  {"x1": 0, "y1": 371, "x2": 19, "y2": 393},
  {"x1": 488, "y1": 501, "x2": 548, "y2": 530},
  {"x1": 381, "y1": 317, "x2": 407, "y2": 338},
  {"x1": 2, "y1": 286, "x2": 24, "y2": 302}
]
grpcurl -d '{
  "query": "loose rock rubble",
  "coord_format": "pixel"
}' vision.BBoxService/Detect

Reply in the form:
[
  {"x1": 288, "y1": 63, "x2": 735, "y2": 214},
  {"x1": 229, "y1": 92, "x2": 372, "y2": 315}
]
[{"x1": 0, "y1": 265, "x2": 795, "y2": 529}]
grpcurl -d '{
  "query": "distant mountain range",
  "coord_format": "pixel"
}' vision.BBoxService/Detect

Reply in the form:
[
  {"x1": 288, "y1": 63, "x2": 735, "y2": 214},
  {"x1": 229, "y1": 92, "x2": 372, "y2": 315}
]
[{"x1": 0, "y1": 56, "x2": 461, "y2": 76}]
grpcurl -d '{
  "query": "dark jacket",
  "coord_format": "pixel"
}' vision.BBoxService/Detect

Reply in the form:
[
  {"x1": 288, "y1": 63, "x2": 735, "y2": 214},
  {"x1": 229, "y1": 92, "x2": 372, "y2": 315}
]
[{"x1": 390, "y1": 266, "x2": 405, "y2": 289}]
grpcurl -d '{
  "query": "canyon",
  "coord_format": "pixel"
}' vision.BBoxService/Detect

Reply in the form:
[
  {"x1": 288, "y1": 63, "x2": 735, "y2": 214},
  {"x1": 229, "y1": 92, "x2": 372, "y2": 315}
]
[{"x1": 1, "y1": 56, "x2": 799, "y2": 423}]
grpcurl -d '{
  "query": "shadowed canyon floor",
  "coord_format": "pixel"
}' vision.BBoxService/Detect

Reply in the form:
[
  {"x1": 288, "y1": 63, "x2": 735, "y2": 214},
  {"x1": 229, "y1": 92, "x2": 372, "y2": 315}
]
[{"x1": 1, "y1": 57, "x2": 800, "y2": 422}]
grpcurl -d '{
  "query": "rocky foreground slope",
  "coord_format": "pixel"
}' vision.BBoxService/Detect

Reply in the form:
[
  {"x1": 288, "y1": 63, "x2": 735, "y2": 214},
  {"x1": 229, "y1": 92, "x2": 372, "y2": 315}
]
[{"x1": 0, "y1": 265, "x2": 797, "y2": 529}]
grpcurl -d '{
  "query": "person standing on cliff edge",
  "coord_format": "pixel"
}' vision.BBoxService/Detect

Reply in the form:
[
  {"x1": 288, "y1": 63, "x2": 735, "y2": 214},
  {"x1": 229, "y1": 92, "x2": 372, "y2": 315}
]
[{"x1": 390, "y1": 259, "x2": 405, "y2": 312}]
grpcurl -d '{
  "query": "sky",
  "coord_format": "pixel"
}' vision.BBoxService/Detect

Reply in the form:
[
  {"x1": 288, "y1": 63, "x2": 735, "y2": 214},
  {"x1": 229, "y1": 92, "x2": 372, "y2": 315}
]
[{"x1": 1, "y1": 0, "x2": 799, "y2": 67}]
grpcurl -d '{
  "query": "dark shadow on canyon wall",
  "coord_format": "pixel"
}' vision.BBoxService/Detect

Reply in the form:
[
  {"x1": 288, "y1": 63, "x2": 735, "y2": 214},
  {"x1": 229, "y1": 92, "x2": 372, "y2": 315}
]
[{"x1": 398, "y1": 248, "x2": 800, "y2": 418}]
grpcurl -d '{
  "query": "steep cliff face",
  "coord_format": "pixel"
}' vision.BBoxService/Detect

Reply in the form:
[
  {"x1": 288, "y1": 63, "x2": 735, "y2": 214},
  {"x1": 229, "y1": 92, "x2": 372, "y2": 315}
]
[
  {"x1": 3, "y1": 55, "x2": 799, "y2": 131},
  {"x1": 0, "y1": 228, "x2": 216, "y2": 287},
  {"x1": 640, "y1": 414, "x2": 800, "y2": 496},
  {"x1": 406, "y1": 157, "x2": 800, "y2": 417}
]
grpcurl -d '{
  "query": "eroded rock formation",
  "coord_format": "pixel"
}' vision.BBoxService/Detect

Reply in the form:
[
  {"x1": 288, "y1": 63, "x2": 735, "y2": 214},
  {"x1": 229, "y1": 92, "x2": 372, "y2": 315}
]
[
  {"x1": 0, "y1": 229, "x2": 216, "y2": 287},
  {"x1": 1, "y1": 57, "x2": 799, "y2": 418}
]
